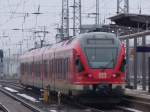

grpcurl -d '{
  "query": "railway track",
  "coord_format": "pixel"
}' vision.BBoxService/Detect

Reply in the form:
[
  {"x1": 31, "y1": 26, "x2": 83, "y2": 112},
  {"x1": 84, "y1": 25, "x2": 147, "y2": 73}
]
[
  {"x1": 0, "y1": 79, "x2": 106, "y2": 112},
  {"x1": 0, "y1": 86, "x2": 45, "y2": 112},
  {"x1": 0, "y1": 79, "x2": 148, "y2": 112},
  {"x1": 0, "y1": 103, "x2": 9, "y2": 112}
]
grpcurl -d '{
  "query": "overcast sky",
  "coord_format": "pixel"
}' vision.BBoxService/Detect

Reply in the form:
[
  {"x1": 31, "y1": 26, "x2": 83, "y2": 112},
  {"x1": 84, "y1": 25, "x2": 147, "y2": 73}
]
[{"x1": 0, "y1": 0, "x2": 149, "y2": 56}]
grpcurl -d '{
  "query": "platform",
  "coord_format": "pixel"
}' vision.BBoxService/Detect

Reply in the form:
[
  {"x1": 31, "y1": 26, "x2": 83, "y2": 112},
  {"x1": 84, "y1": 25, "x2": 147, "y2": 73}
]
[{"x1": 126, "y1": 89, "x2": 149, "y2": 98}]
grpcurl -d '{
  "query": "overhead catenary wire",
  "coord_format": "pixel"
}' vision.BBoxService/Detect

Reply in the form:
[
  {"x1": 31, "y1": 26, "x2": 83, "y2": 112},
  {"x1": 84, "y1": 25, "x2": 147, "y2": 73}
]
[{"x1": 0, "y1": 0, "x2": 23, "y2": 27}]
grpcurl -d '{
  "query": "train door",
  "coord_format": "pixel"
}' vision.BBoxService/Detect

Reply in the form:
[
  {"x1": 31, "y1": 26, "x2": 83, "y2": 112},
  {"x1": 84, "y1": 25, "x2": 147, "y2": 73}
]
[
  {"x1": 51, "y1": 51, "x2": 56, "y2": 91},
  {"x1": 68, "y1": 49, "x2": 75, "y2": 82},
  {"x1": 30, "y1": 52, "x2": 35, "y2": 87},
  {"x1": 48, "y1": 52, "x2": 52, "y2": 88}
]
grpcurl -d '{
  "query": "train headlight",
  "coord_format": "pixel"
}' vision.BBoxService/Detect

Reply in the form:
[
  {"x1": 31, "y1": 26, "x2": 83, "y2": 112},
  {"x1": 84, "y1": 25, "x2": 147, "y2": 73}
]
[
  {"x1": 112, "y1": 73, "x2": 120, "y2": 78},
  {"x1": 112, "y1": 74, "x2": 117, "y2": 78},
  {"x1": 88, "y1": 74, "x2": 93, "y2": 78}
]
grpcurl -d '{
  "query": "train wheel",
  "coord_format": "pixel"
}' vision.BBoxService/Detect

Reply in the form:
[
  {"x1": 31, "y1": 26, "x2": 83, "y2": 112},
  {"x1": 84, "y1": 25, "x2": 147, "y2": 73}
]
[
  {"x1": 108, "y1": 84, "x2": 112, "y2": 93},
  {"x1": 68, "y1": 90, "x2": 72, "y2": 97},
  {"x1": 92, "y1": 84, "x2": 98, "y2": 92}
]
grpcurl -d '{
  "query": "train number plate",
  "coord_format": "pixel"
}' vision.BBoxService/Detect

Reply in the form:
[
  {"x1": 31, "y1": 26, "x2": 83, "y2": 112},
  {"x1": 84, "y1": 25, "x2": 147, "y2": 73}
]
[{"x1": 99, "y1": 73, "x2": 107, "y2": 79}]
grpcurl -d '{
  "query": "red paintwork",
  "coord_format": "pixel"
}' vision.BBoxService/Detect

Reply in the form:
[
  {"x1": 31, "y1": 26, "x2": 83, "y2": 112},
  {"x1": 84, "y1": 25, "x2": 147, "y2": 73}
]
[
  {"x1": 20, "y1": 34, "x2": 125, "y2": 88},
  {"x1": 72, "y1": 41, "x2": 125, "y2": 85}
]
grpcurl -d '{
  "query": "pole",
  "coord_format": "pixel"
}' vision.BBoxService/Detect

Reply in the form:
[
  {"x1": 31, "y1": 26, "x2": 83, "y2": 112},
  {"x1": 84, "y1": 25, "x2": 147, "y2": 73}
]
[
  {"x1": 61, "y1": 0, "x2": 64, "y2": 38},
  {"x1": 142, "y1": 36, "x2": 146, "y2": 90},
  {"x1": 126, "y1": 0, "x2": 129, "y2": 13},
  {"x1": 66, "y1": 0, "x2": 69, "y2": 38},
  {"x1": 8, "y1": 48, "x2": 10, "y2": 76},
  {"x1": 79, "y1": 0, "x2": 81, "y2": 34},
  {"x1": 134, "y1": 37, "x2": 137, "y2": 89},
  {"x1": 126, "y1": 38, "x2": 130, "y2": 86},
  {"x1": 96, "y1": 0, "x2": 100, "y2": 25},
  {"x1": 117, "y1": 0, "x2": 119, "y2": 14},
  {"x1": 148, "y1": 57, "x2": 150, "y2": 93},
  {"x1": 73, "y1": 0, "x2": 76, "y2": 36}
]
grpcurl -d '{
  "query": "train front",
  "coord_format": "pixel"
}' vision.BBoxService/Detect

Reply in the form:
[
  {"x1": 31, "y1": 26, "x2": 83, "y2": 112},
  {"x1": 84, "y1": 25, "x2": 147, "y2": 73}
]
[{"x1": 74, "y1": 32, "x2": 125, "y2": 93}]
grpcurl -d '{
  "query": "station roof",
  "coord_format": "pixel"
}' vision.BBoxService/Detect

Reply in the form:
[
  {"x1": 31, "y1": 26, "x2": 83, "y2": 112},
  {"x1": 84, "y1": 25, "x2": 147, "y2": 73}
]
[{"x1": 110, "y1": 13, "x2": 150, "y2": 29}]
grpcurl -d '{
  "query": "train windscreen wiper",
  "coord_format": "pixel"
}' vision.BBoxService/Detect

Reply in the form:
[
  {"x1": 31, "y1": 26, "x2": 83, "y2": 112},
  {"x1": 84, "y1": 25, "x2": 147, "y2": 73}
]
[{"x1": 99, "y1": 58, "x2": 114, "y2": 70}]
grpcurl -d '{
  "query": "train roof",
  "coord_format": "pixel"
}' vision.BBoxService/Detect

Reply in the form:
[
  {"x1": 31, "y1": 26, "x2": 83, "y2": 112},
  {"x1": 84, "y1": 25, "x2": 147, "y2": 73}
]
[
  {"x1": 78, "y1": 32, "x2": 115, "y2": 37},
  {"x1": 20, "y1": 32, "x2": 118, "y2": 62},
  {"x1": 77, "y1": 32, "x2": 116, "y2": 39}
]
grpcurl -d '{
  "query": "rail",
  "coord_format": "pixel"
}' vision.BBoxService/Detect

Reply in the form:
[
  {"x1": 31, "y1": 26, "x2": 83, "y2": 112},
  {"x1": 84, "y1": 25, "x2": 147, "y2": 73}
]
[
  {"x1": 0, "y1": 88, "x2": 44, "y2": 112},
  {"x1": 0, "y1": 103, "x2": 9, "y2": 112}
]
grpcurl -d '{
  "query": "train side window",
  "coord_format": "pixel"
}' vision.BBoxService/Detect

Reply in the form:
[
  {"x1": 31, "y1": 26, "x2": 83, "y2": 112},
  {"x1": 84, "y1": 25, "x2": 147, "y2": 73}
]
[
  {"x1": 35, "y1": 62, "x2": 37, "y2": 77},
  {"x1": 59, "y1": 59, "x2": 61, "y2": 79},
  {"x1": 21, "y1": 63, "x2": 24, "y2": 75},
  {"x1": 60, "y1": 59, "x2": 62, "y2": 79},
  {"x1": 57, "y1": 59, "x2": 59, "y2": 79},
  {"x1": 67, "y1": 58, "x2": 70, "y2": 80},
  {"x1": 28, "y1": 63, "x2": 29, "y2": 75},
  {"x1": 28, "y1": 63, "x2": 30, "y2": 75},
  {"x1": 54, "y1": 59, "x2": 56, "y2": 74},
  {"x1": 46, "y1": 60, "x2": 48, "y2": 78},
  {"x1": 37, "y1": 62, "x2": 38, "y2": 77},
  {"x1": 62, "y1": 59, "x2": 64, "y2": 79},
  {"x1": 55, "y1": 59, "x2": 57, "y2": 78},
  {"x1": 47, "y1": 60, "x2": 49, "y2": 78},
  {"x1": 44, "y1": 60, "x2": 47, "y2": 78},
  {"x1": 52, "y1": 59, "x2": 56, "y2": 75},
  {"x1": 57, "y1": 59, "x2": 59, "y2": 78},
  {"x1": 27, "y1": 63, "x2": 29, "y2": 75},
  {"x1": 66, "y1": 58, "x2": 68, "y2": 79},
  {"x1": 75, "y1": 58, "x2": 84, "y2": 72},
  {"x1": 58, "y1": 59, "x2": 60, "y2": 79},
  {"x1": 48, "y1": 60, "x2": 52, "y2": 76},
  {"x1": 64, "y1": 58, "x2": 68, "y2": 79},
  {"x1": 61, "y1": 59, "x2": 63, "y2": 79},
  {"x1": 40, "y1": 61, "x2": 42, "y2": 77},
  {"x1": 34, "y1": 62, "x2": 36, "y2": 76},
  {"x1": 32, "y1": 62, "x2": 34, "y2": 76},
  {"x1": 26, "y1": 63, "x2": 28, "y2": 75},
  {"x1": 51, "y1": 60, "x2": 53, "y2": 74},
  {"x1": 64, "y1": 59, "x2": 66, "y2": 79},
  {"x1": 38, "y1": 62, "x2": 41, "y2": 77},
  {"x1": 36, "y1": 62, "x2": 38, "y2": 77},
  {"x1": 30, "y1": 62, "x2": 32, "y2": 75}
]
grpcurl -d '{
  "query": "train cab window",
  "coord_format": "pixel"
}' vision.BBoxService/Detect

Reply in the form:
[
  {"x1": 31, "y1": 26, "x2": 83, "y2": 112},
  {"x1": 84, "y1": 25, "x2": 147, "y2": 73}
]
[{"x1": 75, "y1": 58, "x2": 84, "y2": 72}]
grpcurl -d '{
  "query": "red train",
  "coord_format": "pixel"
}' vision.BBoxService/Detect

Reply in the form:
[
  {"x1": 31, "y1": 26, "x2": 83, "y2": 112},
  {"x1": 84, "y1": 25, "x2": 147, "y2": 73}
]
[{"x1": 20, "y1": 32, "x2": 125, "y2": 96}]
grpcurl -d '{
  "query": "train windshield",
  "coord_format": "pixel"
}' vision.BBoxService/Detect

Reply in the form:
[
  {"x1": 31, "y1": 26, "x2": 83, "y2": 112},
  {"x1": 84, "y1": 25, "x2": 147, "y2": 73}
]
[{"x1": 85, "y1": 47, "x2": 117, "y2": 69}]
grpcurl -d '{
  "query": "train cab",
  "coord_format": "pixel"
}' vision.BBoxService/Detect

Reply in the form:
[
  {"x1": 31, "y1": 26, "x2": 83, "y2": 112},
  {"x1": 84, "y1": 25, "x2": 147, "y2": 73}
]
[{"x1": 72, "y1": 32, "x2": 125, "y2": 92}]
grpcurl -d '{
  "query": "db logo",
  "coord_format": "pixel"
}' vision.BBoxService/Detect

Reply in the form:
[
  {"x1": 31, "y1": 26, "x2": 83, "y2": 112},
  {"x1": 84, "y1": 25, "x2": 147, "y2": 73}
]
[{"x1": 99, "y1": 72, "x2": 107, "y2": 79}]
